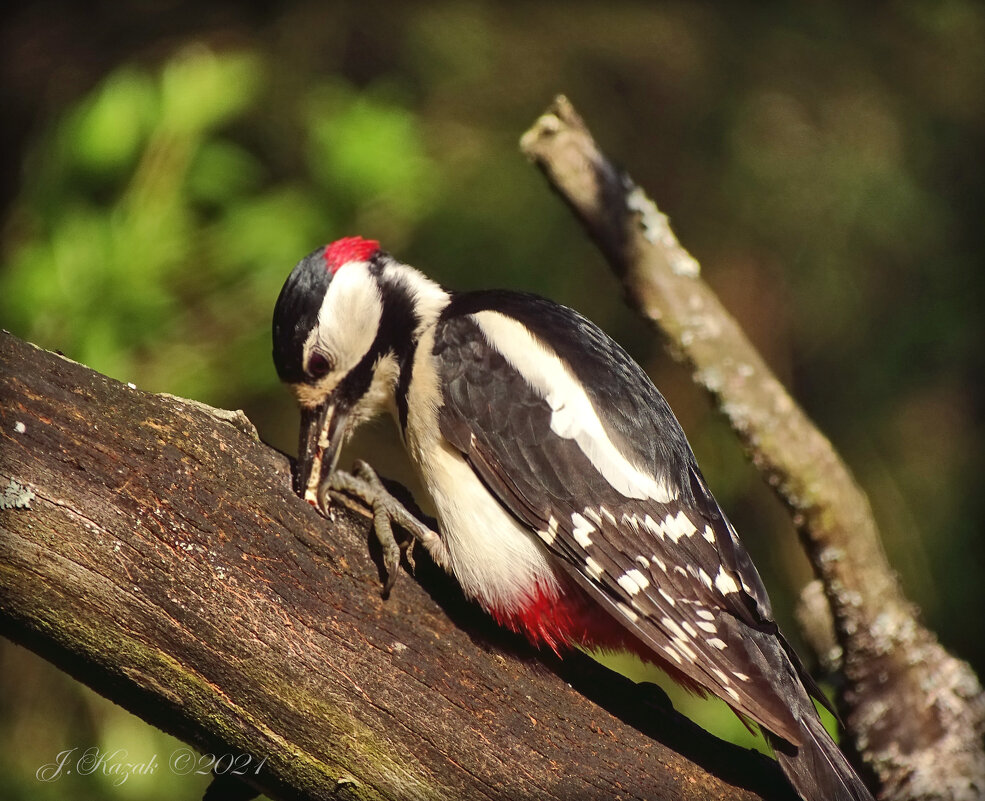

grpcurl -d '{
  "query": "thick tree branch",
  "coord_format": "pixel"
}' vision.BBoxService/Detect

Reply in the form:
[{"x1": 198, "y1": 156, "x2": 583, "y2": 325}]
[
  {"x1": 521, "y1": 95, "x2": 985, "y2": 800},
  {"x1": 0, "y1": 330, "x2": 799, "y2": 801}
]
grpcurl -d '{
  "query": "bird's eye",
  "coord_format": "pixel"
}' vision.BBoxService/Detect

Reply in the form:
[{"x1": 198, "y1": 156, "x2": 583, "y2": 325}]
[{"x1": 307, "y1": 352, "x2": 333, "y2": 380}]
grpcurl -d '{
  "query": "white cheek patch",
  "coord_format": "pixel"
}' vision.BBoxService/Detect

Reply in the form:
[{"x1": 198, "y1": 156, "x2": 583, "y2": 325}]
[
  {"x1": 308, "y1": 262, "x2": 383, "y2": 377},
  {"x1": 472, "y1": 311, "x2": 678, "y2": 503}
]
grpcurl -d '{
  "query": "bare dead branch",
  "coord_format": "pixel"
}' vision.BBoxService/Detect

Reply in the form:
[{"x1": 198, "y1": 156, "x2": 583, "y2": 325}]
[
  {"x1": 520, "y1": 95, "x2": 985, "y2": 801},
  {"x1": 0, "y1": 330, "x2": 797, "y2": 801}
]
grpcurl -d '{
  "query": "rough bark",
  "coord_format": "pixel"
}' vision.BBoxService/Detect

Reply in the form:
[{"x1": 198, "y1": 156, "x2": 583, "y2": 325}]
[
  {"x1": 0, "y1": 330, "x2": 798, "y2": 801},
  {"x1": 520, "y1": 95, "x2": 985, "y2": 800}
]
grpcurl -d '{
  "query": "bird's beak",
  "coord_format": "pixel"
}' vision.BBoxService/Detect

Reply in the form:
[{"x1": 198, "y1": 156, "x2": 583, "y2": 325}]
[{"x1": 296, "y1": 400, "x2": 350, "y2": 505}]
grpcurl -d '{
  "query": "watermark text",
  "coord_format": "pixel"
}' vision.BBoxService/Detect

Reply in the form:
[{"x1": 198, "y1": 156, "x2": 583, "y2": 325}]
[{"x1": 36, "y1": 747, "x2": 266, "y2": 786}]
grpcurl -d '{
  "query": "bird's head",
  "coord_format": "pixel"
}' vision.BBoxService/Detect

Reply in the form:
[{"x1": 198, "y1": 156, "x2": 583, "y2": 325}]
[{"x1": 272, "y1": 236, "x2": 409, "y2": 502}]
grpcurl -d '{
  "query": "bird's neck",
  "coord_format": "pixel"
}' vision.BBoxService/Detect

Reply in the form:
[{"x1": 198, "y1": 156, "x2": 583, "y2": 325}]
[
  {"x1": 373, "y1": 262, "x2": 450, "y2": 424},
  {"x1": 377, "y1": 262, "x2": 450, "y2": 340}
]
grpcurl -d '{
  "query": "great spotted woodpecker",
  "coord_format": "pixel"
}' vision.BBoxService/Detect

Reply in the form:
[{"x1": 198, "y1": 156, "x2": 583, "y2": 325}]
[{"x1": 272, "y1": 236, "x2": 874, "y2": 801}]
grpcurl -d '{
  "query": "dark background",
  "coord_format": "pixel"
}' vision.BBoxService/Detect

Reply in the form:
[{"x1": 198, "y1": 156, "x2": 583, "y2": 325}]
[{"x1": 1, "y1": 2, "x2": 982, "y2": 798}]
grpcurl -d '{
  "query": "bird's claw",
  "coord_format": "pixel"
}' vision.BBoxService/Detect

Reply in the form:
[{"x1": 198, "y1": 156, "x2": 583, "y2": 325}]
[{"x1": 318, "y1": 460, "x2": 437, "y2": 597}]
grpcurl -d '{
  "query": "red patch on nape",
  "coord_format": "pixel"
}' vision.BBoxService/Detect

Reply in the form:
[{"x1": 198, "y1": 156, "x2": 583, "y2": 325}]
[{"x1": 323, "y1": 236, "x2": 381, "y2": 274}]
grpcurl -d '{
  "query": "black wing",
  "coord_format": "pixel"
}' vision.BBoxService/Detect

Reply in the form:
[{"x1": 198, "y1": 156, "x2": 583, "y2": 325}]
[{"x1": 433, "y1": 293, "x2": 816, "y2": 744}]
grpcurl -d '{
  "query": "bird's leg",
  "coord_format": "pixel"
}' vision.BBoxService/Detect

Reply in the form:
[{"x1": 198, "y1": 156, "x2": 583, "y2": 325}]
[{"x1": 318, "y1": 460, "x2": 446, "y2": 596}]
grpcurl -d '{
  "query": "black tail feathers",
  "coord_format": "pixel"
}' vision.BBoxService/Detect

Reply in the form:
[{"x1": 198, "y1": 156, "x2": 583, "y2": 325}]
[{"x1": 767, "y1": 712, "x2": 873, "y2": 801}]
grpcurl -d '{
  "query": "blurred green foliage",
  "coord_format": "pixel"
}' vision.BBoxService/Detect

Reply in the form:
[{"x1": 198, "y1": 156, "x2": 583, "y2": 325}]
[
  {"x1": 1, "y1": 2, "x2": 982, "y2": 798},
  {"x1": 0, "y1": 47, "x2": 440, "y2": 411}
]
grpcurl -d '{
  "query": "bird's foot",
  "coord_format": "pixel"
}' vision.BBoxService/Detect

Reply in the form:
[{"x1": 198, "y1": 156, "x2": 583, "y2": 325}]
[{"x1": 319, "y1": 460, "x2": 442, "y2": 597}]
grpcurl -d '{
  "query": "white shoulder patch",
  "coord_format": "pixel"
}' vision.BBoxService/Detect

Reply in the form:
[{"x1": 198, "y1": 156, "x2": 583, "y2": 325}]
[{"x1": 472, "y1": 311, "x2": 678, "y2": 503}]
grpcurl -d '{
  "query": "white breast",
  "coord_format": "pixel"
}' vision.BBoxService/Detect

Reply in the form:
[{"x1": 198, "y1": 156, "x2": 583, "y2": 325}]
[{"x1": 400, "y1": 327, "x2": 559, "y2": 614}]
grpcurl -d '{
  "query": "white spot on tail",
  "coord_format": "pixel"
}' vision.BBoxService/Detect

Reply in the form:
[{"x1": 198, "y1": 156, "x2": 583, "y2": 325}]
[
  {"x1": 712, "y1": 667, "x2": 733, "y2": 686},
  {"x1": 615, "y1": 601, "x2": 639, "y2": 623},
  {"x1": 674, "y1": 638, "x2": 698, "y2": 661},
  {"x1": 585, "y1": 557, "x2": 604, "y2": 580},
  {"x1": 664, "y1": 510, "x2": 697, "y2": 543},
  {"x1": 643, "y1": 514, "x2": 664, "y2": 539},
  {"x1": 571, "y1": 513, "x2": 595, "y2": 548},
  {"x1": 662, "y1": 616, "x2": 689, "y2": 642},
  {"x1": 618, "y1": 569, "x2": 650, "y2": 595},
  {"x1": 707, "y1": 637, "x2": 727, "y2": 650},
  {"x1": 538, "y1": 515, "x2": 559, "y2": 545},
  {"x1": 624, "y1": 513, "x2": 642, "y2": 533},
  {"x1": 698, "y1": 568, "x2": 713, "y2": 590},
  {"x1": 714, "y1": 567, "x2": 740, "y2": 595}
]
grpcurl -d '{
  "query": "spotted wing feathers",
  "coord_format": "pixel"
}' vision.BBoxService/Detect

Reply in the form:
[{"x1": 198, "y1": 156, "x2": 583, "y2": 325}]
[{"x1": 433, "y1": 300, "x2": 813, "y2": 743}]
